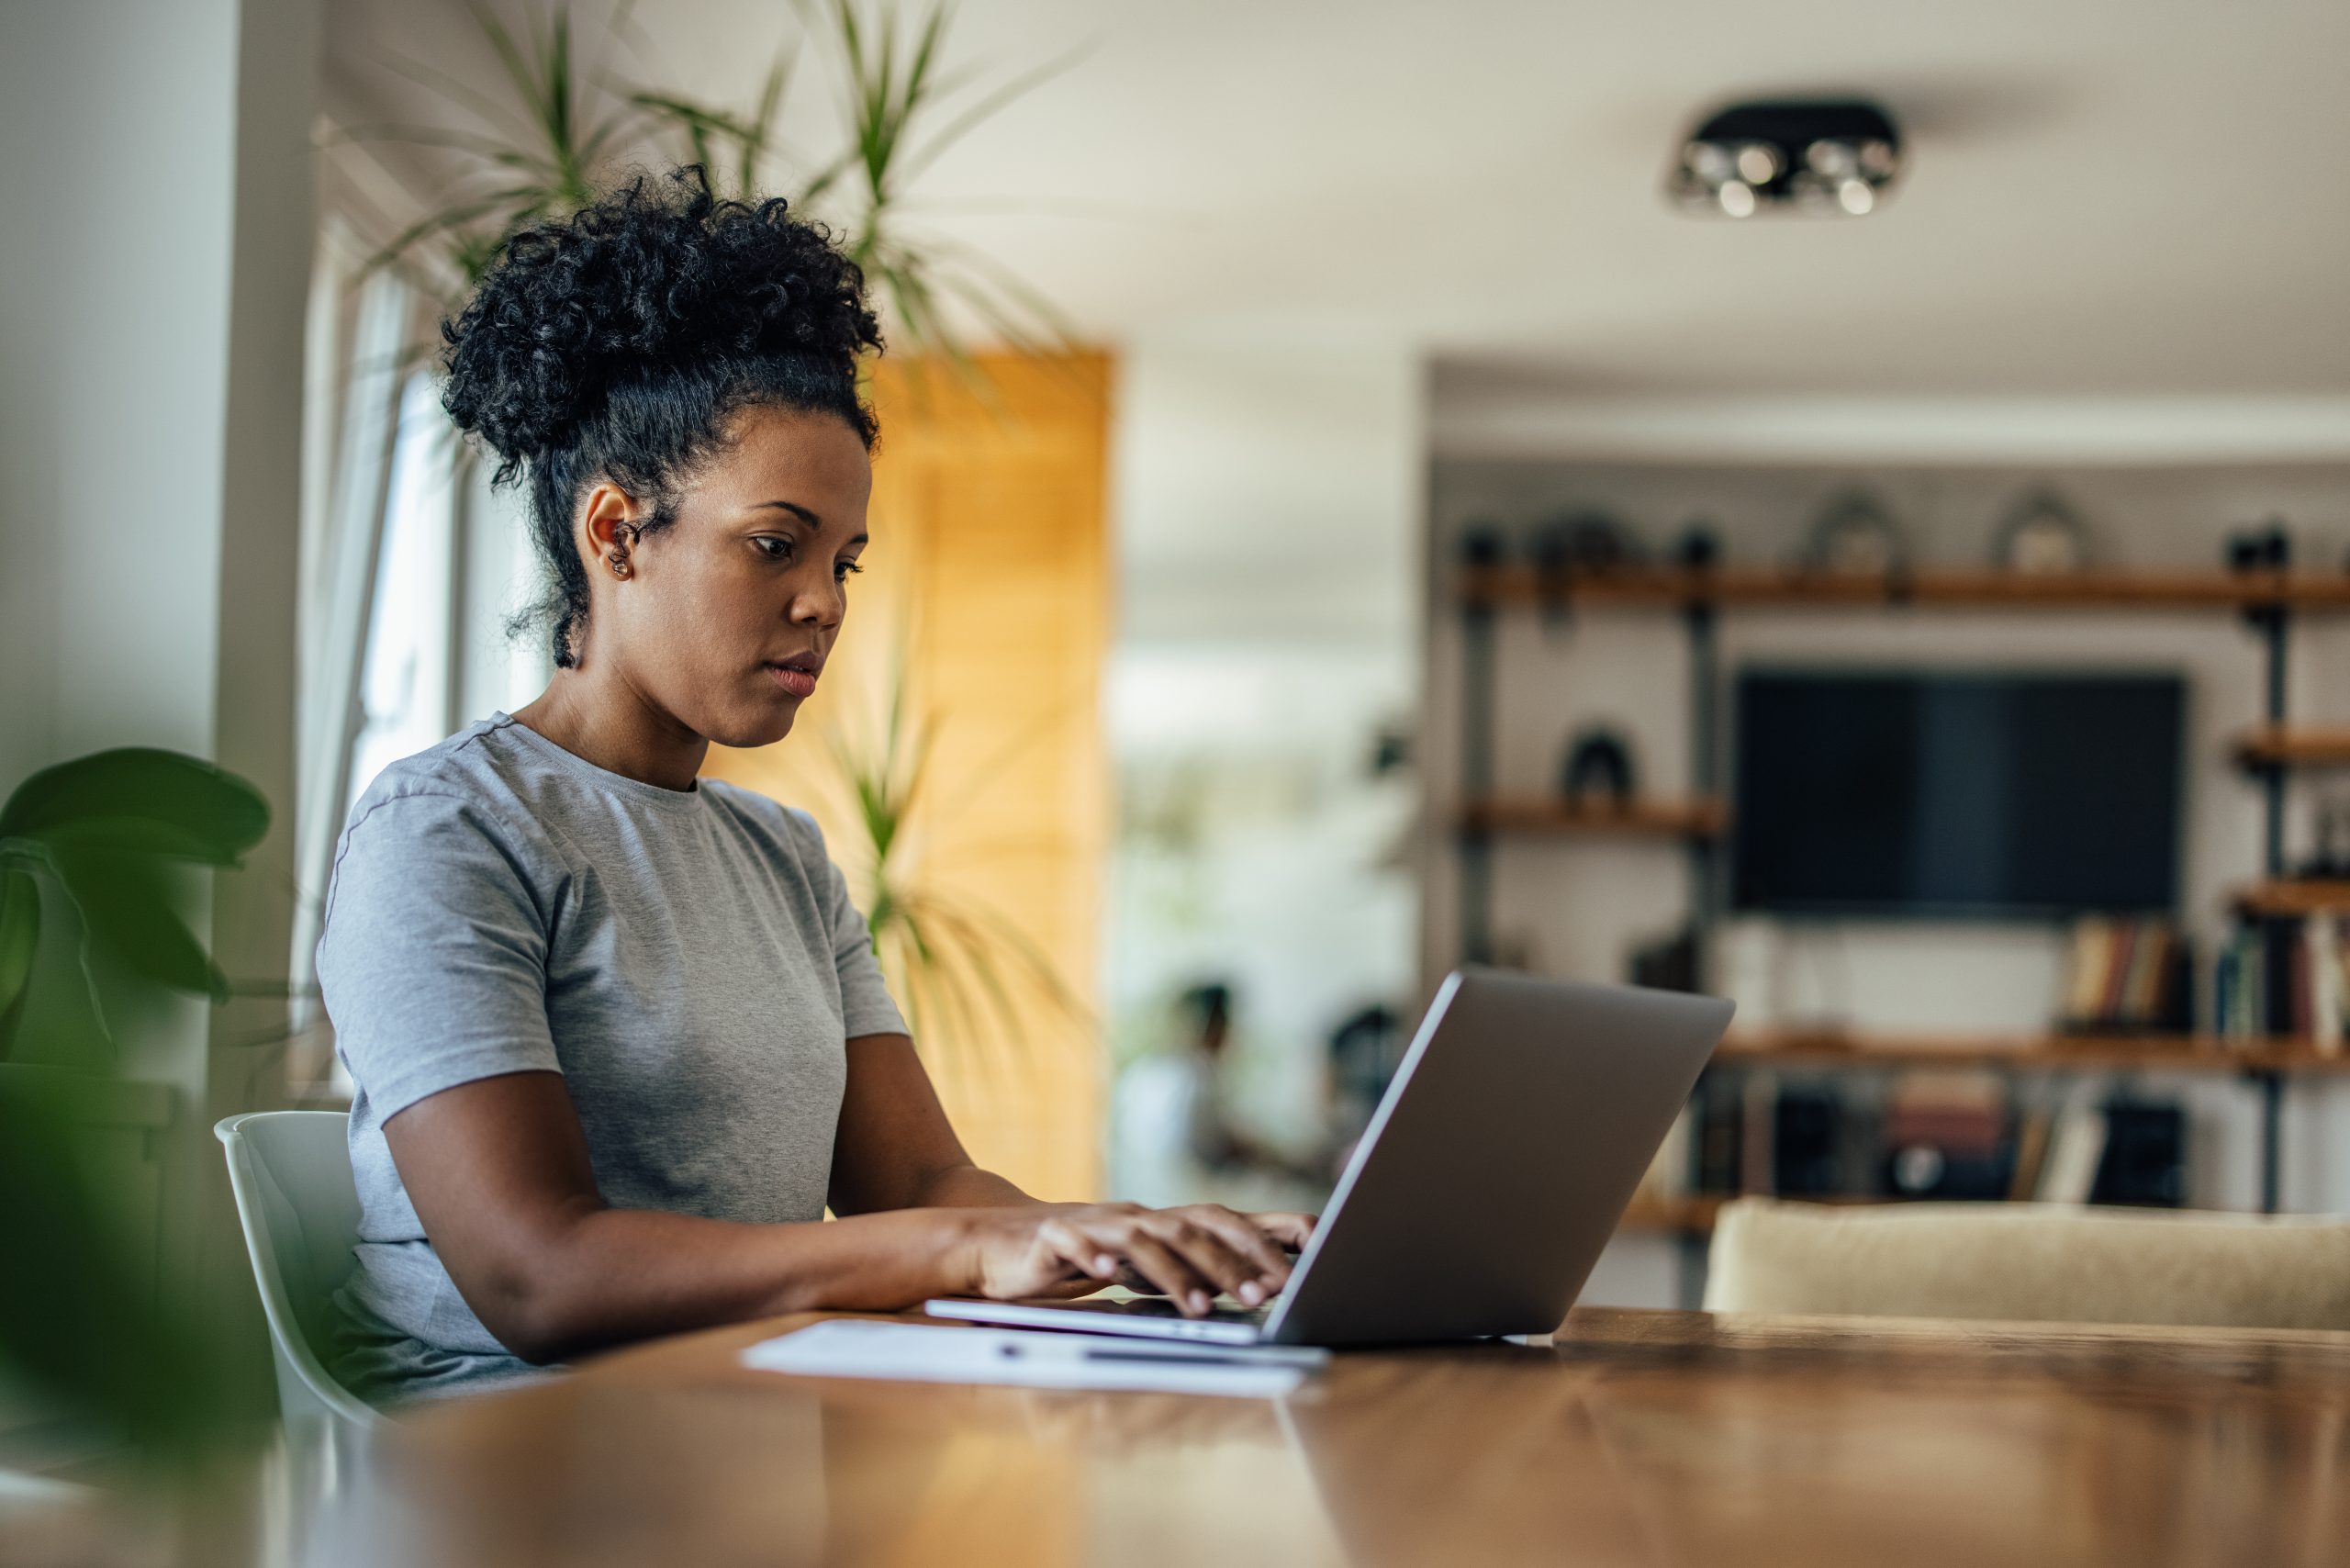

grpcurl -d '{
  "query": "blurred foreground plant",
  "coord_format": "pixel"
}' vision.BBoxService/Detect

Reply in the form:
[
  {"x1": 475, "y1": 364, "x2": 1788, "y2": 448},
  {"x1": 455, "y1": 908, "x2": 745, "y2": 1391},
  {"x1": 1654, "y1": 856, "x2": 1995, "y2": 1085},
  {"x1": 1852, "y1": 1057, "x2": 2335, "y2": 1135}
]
[{"x1": 0, "y1": 749, "x2": 270, "y2": 1457}]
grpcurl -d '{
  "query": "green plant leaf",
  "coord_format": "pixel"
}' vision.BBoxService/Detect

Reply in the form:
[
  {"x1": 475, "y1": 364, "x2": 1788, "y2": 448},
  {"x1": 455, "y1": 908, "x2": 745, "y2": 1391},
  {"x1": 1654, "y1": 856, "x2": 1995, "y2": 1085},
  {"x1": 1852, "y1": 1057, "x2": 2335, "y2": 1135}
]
[
  {"x1": 0, "y1": 1080, "x2": 227, "y2": 1450},
  {"x1": 0, "y1": 869, "x2": 37, "y2": 1040},
  {"x1": 0, "y1": 747, "x2": 269, "y2": 858},
  {"x1": 48, "y1": 846, "x2": 229, "y2": 1002}
]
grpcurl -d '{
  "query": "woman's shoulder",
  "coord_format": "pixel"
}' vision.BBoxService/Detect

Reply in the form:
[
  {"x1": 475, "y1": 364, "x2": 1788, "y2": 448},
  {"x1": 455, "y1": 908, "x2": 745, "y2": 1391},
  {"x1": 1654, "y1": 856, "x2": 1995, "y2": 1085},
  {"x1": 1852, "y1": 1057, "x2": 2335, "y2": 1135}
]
[{"x1": 339, "y1": 718, "x2": 554, "y2": 857}]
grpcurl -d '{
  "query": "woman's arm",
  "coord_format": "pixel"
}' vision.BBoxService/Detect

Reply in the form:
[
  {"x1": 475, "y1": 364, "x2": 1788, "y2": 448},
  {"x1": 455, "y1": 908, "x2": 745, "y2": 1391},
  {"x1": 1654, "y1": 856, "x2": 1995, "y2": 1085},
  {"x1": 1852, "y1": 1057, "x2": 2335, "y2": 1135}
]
[
  {"x1": 384, "y1": 1064, "x2": 1315, "y2": 1366},
  {"x1": 825, "y1": 1033, "x2": 1035, "y2": 1212}
]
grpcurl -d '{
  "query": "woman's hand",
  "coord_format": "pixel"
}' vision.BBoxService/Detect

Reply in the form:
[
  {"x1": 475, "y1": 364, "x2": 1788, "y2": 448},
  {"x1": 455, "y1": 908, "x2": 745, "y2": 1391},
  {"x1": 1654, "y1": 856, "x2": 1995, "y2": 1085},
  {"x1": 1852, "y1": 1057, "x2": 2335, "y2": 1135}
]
[{"x1": 957, "y1": 1203, "x2": 1317, "y2": 1317}]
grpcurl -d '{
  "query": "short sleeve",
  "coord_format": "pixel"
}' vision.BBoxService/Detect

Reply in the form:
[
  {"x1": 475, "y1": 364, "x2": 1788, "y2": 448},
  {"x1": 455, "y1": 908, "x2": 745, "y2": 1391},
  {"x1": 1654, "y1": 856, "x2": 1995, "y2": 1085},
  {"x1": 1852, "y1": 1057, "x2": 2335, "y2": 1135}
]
[
  {"x1": 789, "y1": 810, "x2": 909, "y2": 1040},
  {"x1": 316, "y1": 791, "x2": 562, "y2": 1120}
]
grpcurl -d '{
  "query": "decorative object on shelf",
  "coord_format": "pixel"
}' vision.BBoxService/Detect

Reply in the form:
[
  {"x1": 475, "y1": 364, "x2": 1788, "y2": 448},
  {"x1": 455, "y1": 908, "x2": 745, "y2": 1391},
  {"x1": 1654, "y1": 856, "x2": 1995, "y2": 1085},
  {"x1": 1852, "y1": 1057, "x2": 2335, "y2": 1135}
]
[
  {"x1": 2090, "y1": 1100, "x2": 2187, "y2": 1206},
  {"x1": 1670, "y1": 97, "x2": 1903, "y2": 219},
  {"x1": 2310, "y1": 797, "x2": 2350, "y2": 879},
  {"x1": 1771, "y1": 1087, "x2": 1844, "y2": 1196},
  {"x1": 1628, "y1": 925, "x2": 1701, "y2": 994},
  {"x1": 1559, "y1": 727, "x2": 1637, "y2": 805},
  {"x1": 1882, "y1": 1071, "x2": 2009, "y2": 1200},
  {"x1": 1488, "y1": 930, "x2": 1539, "y2": 973},
  {"x1": 1459, "y1": 519, "x2": 1509, "y2": 569},
  {"x1": 1672, "y1": 521, "x2": 1722, "y2": 572},
  {"x1": 1798, "y1": 490, "x2": 1908, "y2": 577},
  {"x1": 1365, "y1": 720, "x2": 1415, "y2": 779},
  {"x1": 1991, "y1": 488, "x2": 2094, "y2": 575},
  {"x1": 1528, "y1": 510, "x2": 1641, "y2": 632},
  {"x1": 2225, "y1": 521, "x2": 2292, "y2": 573},
  {"x1": 1529, "y1": 510, "x2": 1642, "y2": 578}
]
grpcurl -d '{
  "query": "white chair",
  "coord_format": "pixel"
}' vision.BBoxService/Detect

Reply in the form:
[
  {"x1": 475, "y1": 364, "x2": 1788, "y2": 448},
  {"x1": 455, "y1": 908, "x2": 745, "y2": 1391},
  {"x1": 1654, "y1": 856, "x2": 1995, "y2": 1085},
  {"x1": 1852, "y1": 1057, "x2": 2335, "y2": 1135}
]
[{"x1": 215, "y1": 1111, "x2": 379, "y2": 1428}]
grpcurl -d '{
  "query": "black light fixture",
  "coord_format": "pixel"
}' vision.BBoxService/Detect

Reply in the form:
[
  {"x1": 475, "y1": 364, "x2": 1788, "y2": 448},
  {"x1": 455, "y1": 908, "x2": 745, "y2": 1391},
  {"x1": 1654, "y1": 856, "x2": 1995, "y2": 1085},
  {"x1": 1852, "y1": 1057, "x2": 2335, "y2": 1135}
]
[{"x1": 1671, "y1": 98, "x2": 1902, "y2": 218}]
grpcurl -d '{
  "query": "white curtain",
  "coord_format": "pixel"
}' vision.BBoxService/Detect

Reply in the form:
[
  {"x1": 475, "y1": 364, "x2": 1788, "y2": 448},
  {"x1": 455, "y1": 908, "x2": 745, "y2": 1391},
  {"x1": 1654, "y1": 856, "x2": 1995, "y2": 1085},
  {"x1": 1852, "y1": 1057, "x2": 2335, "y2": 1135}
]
[{"x1": 286, "y1": 258, "x2": 410, "y2": 1036}]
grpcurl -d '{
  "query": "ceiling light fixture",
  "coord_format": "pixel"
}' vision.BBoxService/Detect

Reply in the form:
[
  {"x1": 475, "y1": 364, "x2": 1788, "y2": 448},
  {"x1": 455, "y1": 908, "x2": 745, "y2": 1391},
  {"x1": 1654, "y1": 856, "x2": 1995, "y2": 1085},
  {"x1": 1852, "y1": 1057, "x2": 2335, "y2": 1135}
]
[{"x1": 1671, "y1": 98, "x2": 1903, "y2": 218}]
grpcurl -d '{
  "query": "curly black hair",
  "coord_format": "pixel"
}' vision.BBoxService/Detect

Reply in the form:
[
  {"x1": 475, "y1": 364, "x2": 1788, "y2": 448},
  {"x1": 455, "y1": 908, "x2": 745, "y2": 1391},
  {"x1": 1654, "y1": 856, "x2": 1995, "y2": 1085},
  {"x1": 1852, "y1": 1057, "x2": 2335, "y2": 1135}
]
[{"x1": 441, "y1": 165, "x2": 884, "y2": 668}]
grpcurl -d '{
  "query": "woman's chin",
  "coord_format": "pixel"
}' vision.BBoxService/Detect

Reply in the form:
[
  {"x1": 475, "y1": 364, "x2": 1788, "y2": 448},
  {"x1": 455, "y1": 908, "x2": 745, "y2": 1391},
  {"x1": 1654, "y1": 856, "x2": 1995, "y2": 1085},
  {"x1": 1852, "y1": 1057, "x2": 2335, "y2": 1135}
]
[{"x1": 704, "y1": 700, "x2": 798, "y2": 752}]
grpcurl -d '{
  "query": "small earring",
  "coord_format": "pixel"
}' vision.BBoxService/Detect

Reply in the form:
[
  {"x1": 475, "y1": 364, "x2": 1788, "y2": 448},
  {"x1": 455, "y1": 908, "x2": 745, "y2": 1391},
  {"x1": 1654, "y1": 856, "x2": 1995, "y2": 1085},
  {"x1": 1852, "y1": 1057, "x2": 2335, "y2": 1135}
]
[{"x1": 608, "y1": 554, "x2": 630, "y2": 578}]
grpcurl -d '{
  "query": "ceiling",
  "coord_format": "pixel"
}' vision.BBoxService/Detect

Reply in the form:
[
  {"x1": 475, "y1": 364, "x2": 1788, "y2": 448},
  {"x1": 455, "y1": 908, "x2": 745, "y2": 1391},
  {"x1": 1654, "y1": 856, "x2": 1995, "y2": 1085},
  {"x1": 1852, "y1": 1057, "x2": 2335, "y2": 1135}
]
[{"x1": 323, "y1": 0, "x2": 2350, "y2": 398}]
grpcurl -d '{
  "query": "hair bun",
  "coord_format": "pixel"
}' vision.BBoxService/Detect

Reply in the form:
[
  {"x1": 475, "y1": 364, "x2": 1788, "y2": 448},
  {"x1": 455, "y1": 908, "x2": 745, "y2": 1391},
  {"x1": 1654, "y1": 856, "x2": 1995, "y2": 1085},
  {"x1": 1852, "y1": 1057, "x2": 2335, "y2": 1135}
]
[{"x1": 440, "y1": 165, "x2": 881, "y2": 467}]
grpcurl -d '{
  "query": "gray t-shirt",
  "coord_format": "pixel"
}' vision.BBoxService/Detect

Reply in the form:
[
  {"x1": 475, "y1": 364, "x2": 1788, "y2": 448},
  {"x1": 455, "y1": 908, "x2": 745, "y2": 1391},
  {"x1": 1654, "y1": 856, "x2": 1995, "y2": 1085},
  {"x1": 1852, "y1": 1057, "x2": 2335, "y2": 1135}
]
[{"x1": 314, "y1": 712, "x2": 906, "y2": 1404}]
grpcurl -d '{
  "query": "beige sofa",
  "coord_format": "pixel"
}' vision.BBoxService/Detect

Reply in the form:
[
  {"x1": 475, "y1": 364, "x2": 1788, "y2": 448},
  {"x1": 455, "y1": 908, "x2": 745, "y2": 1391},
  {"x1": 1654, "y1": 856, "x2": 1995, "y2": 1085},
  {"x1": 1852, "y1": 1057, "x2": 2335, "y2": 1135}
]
[{"x1": 1702, "y1": 1198, "x2": 2350, "y2": 1331}]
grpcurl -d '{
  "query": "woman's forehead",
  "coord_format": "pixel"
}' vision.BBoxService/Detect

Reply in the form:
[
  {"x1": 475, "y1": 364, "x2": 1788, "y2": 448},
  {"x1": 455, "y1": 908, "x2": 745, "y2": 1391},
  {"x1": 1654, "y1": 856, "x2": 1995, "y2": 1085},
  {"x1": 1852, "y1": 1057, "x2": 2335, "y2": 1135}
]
[{"x1": 699, "y1": 405, "x2": 874, "y2": 511}]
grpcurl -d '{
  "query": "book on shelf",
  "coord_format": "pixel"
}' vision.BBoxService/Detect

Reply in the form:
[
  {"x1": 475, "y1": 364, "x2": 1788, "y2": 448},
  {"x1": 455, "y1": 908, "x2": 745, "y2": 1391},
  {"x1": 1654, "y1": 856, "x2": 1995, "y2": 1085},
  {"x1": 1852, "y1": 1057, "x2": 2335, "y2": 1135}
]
[
  {"x1": 2216, "y1": 912, "x2": 2350, "y2": 1052},
  {"x1": 1635, "y1": 1103, "x2": 1694, "y2": 1204},
  {"x1": 2060, "y1": 916, "x2": 2191, "y2": 1035},
  {"x1": 2036, "y1": 1092, "x2": 2109, "y2": 1204},
  {"x1": 1627, "y1": 1077, "x2": 2188, "y2": 1221},
  {"x1": 2007, "y1": 1109, "x2": 2054, "y2": 1200}
]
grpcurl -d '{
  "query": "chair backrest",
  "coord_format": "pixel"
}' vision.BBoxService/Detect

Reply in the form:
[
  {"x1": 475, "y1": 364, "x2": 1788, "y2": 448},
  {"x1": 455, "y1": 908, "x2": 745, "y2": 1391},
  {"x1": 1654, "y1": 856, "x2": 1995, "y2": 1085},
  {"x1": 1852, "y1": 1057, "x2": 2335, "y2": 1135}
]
[
  {"x1": 215, "y1": 1111, "x2": 378, "y2": 1428},
  {"x1": 1703, "y1": 1197, "x2": 2350, "y2": 1330}
]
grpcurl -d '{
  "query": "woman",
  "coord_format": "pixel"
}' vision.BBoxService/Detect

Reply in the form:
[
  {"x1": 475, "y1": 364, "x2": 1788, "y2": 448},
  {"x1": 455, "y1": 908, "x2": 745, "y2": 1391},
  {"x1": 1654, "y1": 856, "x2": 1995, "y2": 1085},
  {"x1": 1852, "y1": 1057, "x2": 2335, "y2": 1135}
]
[{"x1": 316, "y1": 169, "x2": 1312, "y2": 1404}]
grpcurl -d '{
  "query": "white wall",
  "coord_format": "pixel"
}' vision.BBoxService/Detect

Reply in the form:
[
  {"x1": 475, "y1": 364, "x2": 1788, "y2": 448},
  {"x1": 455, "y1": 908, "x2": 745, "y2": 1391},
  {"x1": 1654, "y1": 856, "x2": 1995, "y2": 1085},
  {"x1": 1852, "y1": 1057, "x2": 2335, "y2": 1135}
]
[
  {"x1": 0, "y1": 0, "x2": 320, "y2": 1400},
  {"x1": 1103, "y1": 332, "x2": 1424, "y2": 1188},
  {"x1": 1425, "y1": 457, "x2": 2350, "y2": 1301}
]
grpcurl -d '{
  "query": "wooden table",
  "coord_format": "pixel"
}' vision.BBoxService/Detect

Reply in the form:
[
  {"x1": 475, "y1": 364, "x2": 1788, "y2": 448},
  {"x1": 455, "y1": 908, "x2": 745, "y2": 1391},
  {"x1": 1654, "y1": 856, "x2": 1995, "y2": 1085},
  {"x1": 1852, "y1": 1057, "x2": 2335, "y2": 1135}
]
[{"x1": 387, "y1": 1306, "x2": 2350, "y2": 1567}]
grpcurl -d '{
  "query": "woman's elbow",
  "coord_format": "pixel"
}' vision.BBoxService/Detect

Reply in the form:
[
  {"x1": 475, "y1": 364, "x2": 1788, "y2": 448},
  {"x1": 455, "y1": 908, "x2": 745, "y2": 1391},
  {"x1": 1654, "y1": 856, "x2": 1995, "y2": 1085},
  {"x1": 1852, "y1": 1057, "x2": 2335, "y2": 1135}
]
[
  {"x1": 451, "y1": 1230, "x2": 606, "y2": 1365},
  {"x1": 464, "y1": 1271, "x2": 580, "y2": 1365}
]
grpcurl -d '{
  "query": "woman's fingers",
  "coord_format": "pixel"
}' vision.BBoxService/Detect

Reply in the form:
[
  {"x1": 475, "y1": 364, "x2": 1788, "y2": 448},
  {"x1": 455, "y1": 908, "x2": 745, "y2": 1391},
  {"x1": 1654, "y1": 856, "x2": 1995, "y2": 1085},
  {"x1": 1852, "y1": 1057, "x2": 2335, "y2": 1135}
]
[
  {"x1": 1036, "y1": 1217, "x2": 1120, "y2": 1283},
  {"x1": 989, "y1": 1204, "x2": 1326, "y2": 1316},
  {"x1": 1096, "y1": 1227, "x2": 1219, "y2": 1315},
  {"x1": 1147, "y1": 1212, "x2": 1270, "y2": 1305},
  {"x1": 1181, "y1": 1208, "x2": 1296, "y2": 1303},
  {"x1": 1244, "y1": 1210, "x2": 1319, "y2": 1252}
]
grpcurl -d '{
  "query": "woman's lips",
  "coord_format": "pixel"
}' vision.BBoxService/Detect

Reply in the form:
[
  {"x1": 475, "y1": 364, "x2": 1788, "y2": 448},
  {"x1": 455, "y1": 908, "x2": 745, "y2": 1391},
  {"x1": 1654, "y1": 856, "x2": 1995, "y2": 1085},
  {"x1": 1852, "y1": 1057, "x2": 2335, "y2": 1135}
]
[{"x1": 767, "y1": 664, "x2": 819, "y2": 699}]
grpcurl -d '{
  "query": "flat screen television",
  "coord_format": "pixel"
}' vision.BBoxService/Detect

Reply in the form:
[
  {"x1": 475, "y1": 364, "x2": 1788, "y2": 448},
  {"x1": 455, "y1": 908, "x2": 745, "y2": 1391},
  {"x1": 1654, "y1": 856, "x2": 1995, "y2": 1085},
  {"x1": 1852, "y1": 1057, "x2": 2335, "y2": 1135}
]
[{"x1": 1731, "y1": 669, "x2": 2184, "y2": 918}]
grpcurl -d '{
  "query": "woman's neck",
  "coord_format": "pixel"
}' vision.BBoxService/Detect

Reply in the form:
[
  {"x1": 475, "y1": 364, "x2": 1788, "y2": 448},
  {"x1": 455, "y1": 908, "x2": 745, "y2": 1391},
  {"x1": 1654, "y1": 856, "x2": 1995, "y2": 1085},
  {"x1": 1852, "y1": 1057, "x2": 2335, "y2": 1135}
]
[{"x1": 511, "y1": 668, "x2": 709, "y2": 793}]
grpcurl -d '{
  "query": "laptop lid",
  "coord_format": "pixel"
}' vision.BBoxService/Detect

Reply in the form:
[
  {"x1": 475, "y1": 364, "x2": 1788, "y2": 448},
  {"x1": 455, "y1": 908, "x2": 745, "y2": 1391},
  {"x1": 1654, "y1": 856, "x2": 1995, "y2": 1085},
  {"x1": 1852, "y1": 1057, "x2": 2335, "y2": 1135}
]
[{"x1": 1262, "y1": 969, "x2": 1729, "y2": 1345}]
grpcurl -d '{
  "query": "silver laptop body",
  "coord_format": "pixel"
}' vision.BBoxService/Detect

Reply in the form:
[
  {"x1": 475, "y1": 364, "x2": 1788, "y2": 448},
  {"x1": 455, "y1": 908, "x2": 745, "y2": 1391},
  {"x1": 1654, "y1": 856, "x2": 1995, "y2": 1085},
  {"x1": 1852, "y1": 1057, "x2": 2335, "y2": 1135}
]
[{"x1": 927, "y1": 968, "x2": 1731, "y2": 1347}]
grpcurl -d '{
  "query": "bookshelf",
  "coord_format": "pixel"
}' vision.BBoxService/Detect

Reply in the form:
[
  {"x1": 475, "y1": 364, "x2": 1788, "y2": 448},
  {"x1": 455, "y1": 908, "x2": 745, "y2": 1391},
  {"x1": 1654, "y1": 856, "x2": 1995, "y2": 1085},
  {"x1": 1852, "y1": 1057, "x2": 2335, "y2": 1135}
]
[
  {"x1": 1718, "y1": 1029, "x2": 2350, "y2": 1075},
  {"x1": 1618, "y1": 1193, "x2": 1910, "y2": 1238},
  {"x1": 1451, "y1": 556, "x2": 2350, "y2": 1230},
  {"x1": 2234, "y1": 880, "x2": 2350, "y2": 918},
  {"x1": 2234, "y1": 727, "x2": 2350, "y2": 768},
  {"x1": 1459, "y1": 565, "x2": 2350, "y2": 611},
  {"x1": 1460, "y1": 795, "x2": 1726, "y2": 837}
]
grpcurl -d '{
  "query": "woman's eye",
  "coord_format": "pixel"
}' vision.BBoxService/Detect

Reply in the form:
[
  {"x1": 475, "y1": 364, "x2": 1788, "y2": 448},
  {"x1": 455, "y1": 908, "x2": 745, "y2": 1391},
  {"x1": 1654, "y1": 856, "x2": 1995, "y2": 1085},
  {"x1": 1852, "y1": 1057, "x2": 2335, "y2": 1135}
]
[
  {"x1": 834, "y1": 560, "x2": 864, "y2": 584},
  {"x1": 755, "y1": 536, "x2": 794, "y2": 562}
]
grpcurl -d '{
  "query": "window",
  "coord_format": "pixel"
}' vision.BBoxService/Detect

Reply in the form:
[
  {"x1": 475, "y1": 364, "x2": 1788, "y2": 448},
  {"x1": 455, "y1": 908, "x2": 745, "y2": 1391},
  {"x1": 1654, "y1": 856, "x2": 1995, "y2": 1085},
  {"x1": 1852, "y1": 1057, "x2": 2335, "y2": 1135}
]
[{"x1": 345, "y1": 374, "x2": 458, "y2": 810}]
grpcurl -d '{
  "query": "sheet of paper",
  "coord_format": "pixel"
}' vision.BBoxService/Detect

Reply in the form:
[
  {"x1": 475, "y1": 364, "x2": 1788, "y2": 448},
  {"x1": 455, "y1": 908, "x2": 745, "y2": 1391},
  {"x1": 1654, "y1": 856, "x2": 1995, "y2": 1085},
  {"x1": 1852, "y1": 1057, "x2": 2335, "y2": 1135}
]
[{"x1": 742, "y1": 1320, "x2": 1311, "y2": 1398}]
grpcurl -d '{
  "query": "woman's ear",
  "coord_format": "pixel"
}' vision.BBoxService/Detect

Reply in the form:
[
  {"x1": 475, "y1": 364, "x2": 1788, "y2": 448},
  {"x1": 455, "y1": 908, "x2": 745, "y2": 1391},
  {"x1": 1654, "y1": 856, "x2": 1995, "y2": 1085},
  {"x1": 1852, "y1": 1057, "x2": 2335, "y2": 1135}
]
[{"x1": 578, "y1": 482, "x2": 645, "y2": 580}]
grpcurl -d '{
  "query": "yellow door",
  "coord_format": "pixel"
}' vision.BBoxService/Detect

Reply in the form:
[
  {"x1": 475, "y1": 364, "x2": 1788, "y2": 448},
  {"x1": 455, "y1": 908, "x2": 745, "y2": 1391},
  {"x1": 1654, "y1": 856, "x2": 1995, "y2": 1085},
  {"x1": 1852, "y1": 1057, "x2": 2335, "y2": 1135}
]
[{"x1": 705, "y1": 353, "x2": 1113, "y2": 1200}]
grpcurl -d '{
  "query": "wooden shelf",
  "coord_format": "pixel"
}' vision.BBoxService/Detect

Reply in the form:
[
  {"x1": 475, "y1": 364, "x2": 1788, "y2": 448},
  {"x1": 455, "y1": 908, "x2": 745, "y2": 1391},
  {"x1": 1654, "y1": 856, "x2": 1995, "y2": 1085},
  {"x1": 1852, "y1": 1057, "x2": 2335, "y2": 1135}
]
[
  {"x1": 2233, "y1": 880, "x2": 2350, "y2": 918},
  {"x1": 1617, "y1": 1193, "x2": 1899, "y2": 1237},
  {"x1": 1458, "y1": 565, "x2": 2350, "y2": 612},
  {"x1": 1460, "y1": 795, "x2": 1727, "y2": 838},
  {"x1": 2235, "y1": 727, "x2": 2350, "y2": 768},
  {"x1": 1618, "y1": 1193, "x2": 1728, "y2": 1234},
  {"x1": 1716, "y1": 1028, "x2": 2350, "y2": 1075}
]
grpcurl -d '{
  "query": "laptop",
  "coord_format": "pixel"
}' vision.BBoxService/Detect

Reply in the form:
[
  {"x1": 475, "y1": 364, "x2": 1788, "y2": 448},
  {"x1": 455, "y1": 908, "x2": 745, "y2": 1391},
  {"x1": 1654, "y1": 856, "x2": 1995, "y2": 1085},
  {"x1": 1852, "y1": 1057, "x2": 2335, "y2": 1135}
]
[{"x1": 926, "y1": 968, "x2": 1731, "y2": 1347}]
